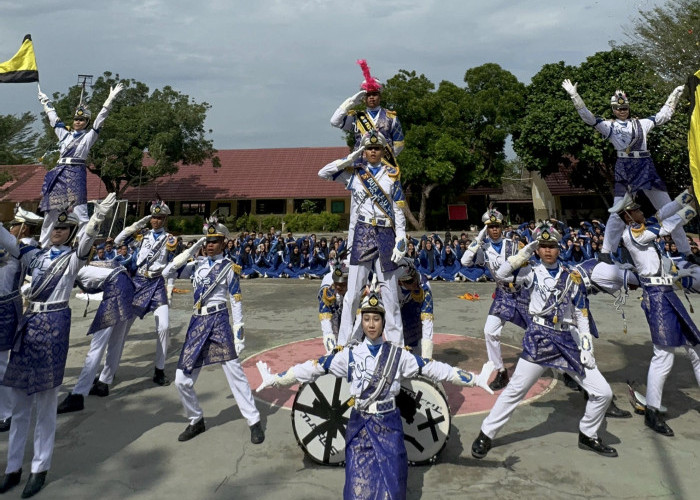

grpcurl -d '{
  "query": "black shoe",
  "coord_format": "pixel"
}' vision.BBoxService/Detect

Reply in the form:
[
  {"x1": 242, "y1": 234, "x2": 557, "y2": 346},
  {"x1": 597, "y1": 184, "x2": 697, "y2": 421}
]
[
  {"x1": 178, "y1": 419, "x2": 206, "y2": 442},
  {"x1": 0, "y1": 469, "x2": 21, "y2": 493},
  {"x1": 153, "y1": 368, "x2": 170, "y2": 386},
  {"x1": 597, "y1": 253, "x2": 613, "y2": 264},
  {"x1": 489, "y1": 369, "x2": 509, "y2": 391},
  {"x1": 563, "y1": 372, "x2": 582, "y2": 391},
  {"x1": 21, "y1": 471, "x2": 47, "y2": 498},
  {"x1": 57, "y1": 393, "x2": 84, "y2": 414},
  {"x1": 578, "y1": 432, "x2": 618, "y2": 457},
  {"x1": 471, "y1": 431, "x2": 492, "y2": 459},
  {"x1": 250, "y1": 422, "x2": 265, "y2": 444},
  {"x1": 0, "y1": 417, "x2": 11, "y2": 433},
  {"x1": 606, "y1": 400, "x2": 632, "y2": 419},
  {"x1": 645, "y1": 407, "x2": 674, "y2": 436},
  {"x1": 89, "y1": 380, "x2": 110, "y2": 397}
]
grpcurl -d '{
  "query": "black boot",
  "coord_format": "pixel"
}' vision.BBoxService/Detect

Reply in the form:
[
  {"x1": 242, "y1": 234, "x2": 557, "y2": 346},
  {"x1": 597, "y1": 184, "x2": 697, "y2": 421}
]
[
  {"x1": 597, "y1": 253, "x2": 613, "y2": 264},
  {"x1": 57, "y1": 393, "x2": 84, "y2": 414},
  {"x1": 178, "y1": 419, "x2": 206, "y2": 442},
  {"x1": 0, "y1": 417, "x2": 11, "y2": 432},
  {"x1": 645, "y1": 406, "x2": 674, "y2": 436},
  {"x1": 578, "y1": 432, "x2": 618, "y2": 457},
  {"x1": 471, "y1": 431, "x2": 492, "y2": 459},
  {"x1": 489, "y1": 369, "x2": 509, "y2": 391},
  {"x1": 153, "y1": 368, "x2": 170, "y2": 386},
  {"x1": 605, "y1": 399, "x2": 632, "y2": 419},
  {"x1": 89, "y1": 380, "x2": 110, "y2": 397},
  {"x1": 0, "y1": 469, "x2": 21, "y2": 493},
  {"x1": 250, "y1": 422, "x2": 265, "y2": 444},
  {"x1": 21, "y1": 471, "x2": 47, "y2": 498}
]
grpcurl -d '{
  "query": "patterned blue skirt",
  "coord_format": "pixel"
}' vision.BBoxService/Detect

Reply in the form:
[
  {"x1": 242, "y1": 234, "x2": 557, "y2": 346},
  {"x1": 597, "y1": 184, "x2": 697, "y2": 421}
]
[
  {"x1": 0, "y1": 296, "x2": 21, "y2": 351},
  {"x1": 132, "y1": 275, "x2": 168, "y2": 318},
  {"x1": 39, "y1": 164, "x2": 87, "y2": 211},
  {"x1": 344, "y1": 408, "x2": 407, "y2": 500},
  {"x1": 489, "y1": 287, "x2": 529, "y2": 329},
  {"x1": 401, "y1": 302, "x2": 422, "y2": 349},
  {"x1": 88, "y1": 272, "x2": 136, "y2": 334},
  {"x1": 521, "y1": 323, "x2": 584, "y2": 376},
  {"x1": 351, "y1": 223, "x2": 397, "y2": 273},
  {"x1": 3, "y1": 309, "x2": 71, "y2": 394},
  {"x1": 641, "y1": 285, "x2": 700, "y2": 347},
  {"x1": 178, "y1": 310, "x2": 237, "y2": 374},
  {"x1": 614, "y1": 157, "x2": 666, "y2": 197}
]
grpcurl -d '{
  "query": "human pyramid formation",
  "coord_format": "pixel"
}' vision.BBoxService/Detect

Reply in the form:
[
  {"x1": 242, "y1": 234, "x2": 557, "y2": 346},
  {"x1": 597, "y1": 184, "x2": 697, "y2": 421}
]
[{"x1": 1, "y1": 62, "x2": 700, "y2": 499}]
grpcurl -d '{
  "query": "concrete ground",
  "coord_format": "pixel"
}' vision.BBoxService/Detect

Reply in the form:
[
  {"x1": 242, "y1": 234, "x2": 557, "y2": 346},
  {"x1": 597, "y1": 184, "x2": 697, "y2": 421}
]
[{"x1": 1, "y1": 279, "x2": 699, "y2": 500}]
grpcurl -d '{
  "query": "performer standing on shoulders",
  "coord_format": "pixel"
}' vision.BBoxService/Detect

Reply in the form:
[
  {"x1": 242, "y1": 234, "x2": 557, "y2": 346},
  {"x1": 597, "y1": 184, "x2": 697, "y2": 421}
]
[{"x1": 163, "y1": 216, "x2": 265, "y2": 444}]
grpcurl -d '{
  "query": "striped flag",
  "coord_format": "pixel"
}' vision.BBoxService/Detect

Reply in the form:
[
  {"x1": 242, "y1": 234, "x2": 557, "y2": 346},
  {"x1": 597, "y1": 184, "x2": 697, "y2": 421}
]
[{"x1": 0, "y1": 34, "x2": 38, "y2": 83}]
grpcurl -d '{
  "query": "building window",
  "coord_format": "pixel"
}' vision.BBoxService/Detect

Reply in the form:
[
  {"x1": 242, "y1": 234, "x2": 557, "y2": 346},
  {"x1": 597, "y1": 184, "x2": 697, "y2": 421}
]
[
  {"x1": 293, "y1": 198, "x2": 325, "y2": 214},
  {"x1": 255, "y1": 199, "x2": 286, "y2": 214},
  {"x1": 127, "y1": 202, "x2": 140, "y2": 217},
  {"x1": 331, "y1": 200, "x2": 345, "y2": 214},
  {"x1": 237, "y1": 200, "x2": 251, "y2": 216},
  {"x1": 180, "y1": 201, "x2": 209, "y2": 215},
  {"x1": 215, "y1": 203, "x2": 231, "y2": 217}
]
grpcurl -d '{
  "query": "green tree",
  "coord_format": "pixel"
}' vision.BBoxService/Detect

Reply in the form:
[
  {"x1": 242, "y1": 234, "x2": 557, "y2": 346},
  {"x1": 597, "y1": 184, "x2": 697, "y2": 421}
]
[
  {"x1": 513, "y1": 49, "x2": 690, "y2": 200},
  {"x1": 37, "y1": 71, "x2": 220, "y2": 196},
  {"x1": 0, "y1": 112, "x2": 39, "y2": 165}
]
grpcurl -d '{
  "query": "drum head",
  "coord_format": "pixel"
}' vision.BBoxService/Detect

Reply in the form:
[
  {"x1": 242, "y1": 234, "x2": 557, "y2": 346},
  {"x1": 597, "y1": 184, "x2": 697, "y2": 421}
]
[
  {"x1": 291, "y1": 374, "x2": 352, "y2": 466},
  {"x1": 397, "y1": 378, "x2": 451, "y2": 465}
]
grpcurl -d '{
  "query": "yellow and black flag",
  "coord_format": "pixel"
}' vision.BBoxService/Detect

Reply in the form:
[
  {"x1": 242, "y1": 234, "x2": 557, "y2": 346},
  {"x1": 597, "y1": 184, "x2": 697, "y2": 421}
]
[
  {"x1": 690, "y1": 69, "x2": 700, "y2": 197},
  {"x1": 0, "y1": 34, "x2": 38, "y2": 83}
]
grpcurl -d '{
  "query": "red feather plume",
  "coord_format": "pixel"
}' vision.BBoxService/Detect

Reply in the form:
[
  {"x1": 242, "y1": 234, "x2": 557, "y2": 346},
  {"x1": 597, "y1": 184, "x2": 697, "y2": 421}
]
[{"x1": 356, "y1": 59, "x2": 381, "y2": 92}]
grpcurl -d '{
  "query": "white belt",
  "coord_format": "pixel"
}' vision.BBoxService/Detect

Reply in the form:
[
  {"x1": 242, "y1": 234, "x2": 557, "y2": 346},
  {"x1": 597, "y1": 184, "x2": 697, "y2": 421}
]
[
  {"x1": 138, "y1": 268, "x2": 162, "y2": 279},
  {"x1": 358, "y1": 214, "x2": 392, "y2": 228},
  {"x1": 27, "y1": 301, "x2": 69, "y2": 313},
  {"x1": 57, "y1": 157, "x2": 86, "y2": 165},
  {"x1": 532, "y1": 316, "x2": 570, "y2": 331},
  {"x1": 617, "y1": 151, "x2": 650, "y2": 158},
  {"x1": 641, "y1": 276, "x2": 674, "y2": 286},
  {"x1": 193, "y1": 302, "x2": 228, "y2": 316},
  {"x1": 358, "y1": 398, "x2": 396, "y2": 414}
]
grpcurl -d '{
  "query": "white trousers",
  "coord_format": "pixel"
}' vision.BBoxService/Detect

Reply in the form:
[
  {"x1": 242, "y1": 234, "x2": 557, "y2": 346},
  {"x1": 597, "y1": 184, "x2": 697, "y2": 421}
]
[
  {"x1": 481, "y1": 358, "x2": 612, "y2": 440},
  {"x1": 39, "y1": 204, "x2": 89, "y2": 248},
  {"x1": 72, "y1": 318, "x2": 136, "y2": 395},
  {"x1": 646, "y1": 343, "x2": 700, "y2": 409},
  {"x1": 0, "y1": 350, "x2": 13, "y2": 420},
  {"x1": 603, "y1": 190, "x2": 689, "y2": 254},
  {"x1": 6, "y1": 387, "x2": 60, "y2": 474},
  {"x1": 153, "y1": 305, "x2": 169, "y2": 370},
  {"x1": 483, "y1": 315, "x2": 507, "y2": 371},
  {"x1": 174, "y1": 358, "x2": 260, "y2": 427},
  {"x1": 337, "y1": 261, "x2": 402, "y2": 345}
]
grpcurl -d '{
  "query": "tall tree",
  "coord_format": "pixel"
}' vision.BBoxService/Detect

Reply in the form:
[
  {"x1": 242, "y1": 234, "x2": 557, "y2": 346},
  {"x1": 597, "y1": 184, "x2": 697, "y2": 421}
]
[
  {"x1": 0, "y1": 112, "x2": 39, "y2": 165},
  {"x1": 37, "y1": 72, "x2": 220, "y2": 196}
]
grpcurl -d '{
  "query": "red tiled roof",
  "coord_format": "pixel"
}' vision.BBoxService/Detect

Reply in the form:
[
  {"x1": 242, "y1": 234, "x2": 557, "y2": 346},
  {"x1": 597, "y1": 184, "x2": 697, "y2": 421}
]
[
  {"x1": 0, "y1": 147, "x2": 352, "y2": 203},
  {"x1": 543, "y1": 169, "x2": 594, "y2": 196}
]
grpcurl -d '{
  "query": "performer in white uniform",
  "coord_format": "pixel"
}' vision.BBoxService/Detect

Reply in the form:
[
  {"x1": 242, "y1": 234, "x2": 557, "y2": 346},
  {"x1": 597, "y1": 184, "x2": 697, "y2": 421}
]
[
  {"x1": 37, "y1": 84, "x2": 123, "y2": 247},
  {"x1": 0, "y1": 209, "x2": 42, "y2": 434},
  {"x1": 317, "y1": 260, "x2": 349, "y2": 354},
  {"x1": 471, "y1": 222, "x2": 618, "y2": 460},
  {"x1": 0, "y1": 195, "x2": 115, "y2": 498},
  {"x1": 562, "y1": 79, "x2": 689, "y2": 258},
  {"x1": 461, "y1": 208, "x2": 531, "y2": 390},
  {"x1": 56, "y1": 262, "x2": 136, "y2": 413},
  {"x1": 115, "y1": 201, "x2": 178, "y2": 386},
  {"x1": 615, "y1": 194, "x2": 700, "y2": 436},
  {"x1": 163, "y1": 216, "x2": 264, "y2": 444},
  {"x1": 318, "y1": 130, "x2": 407, "y2": 346}
]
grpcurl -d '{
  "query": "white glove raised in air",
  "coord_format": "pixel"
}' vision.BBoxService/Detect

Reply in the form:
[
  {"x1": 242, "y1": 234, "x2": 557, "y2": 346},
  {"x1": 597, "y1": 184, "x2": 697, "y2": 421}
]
[
  {"x1": 37, "y1": 85, "x2": 53, "y2": 113},
  {"x1": 125, "y1": 215, "x2": 152, "y2": 236},
  {"x1": 339, "y1": 90, "x2": 366, "y2": 112},
  {"x1": 391, "y1": 236, "x2": 407, "y2": 264},
  {"x1": 468, "y1": 225, "x2": 488, "y2": 253},
  {"x1": 562, "y1": 79, "x2": 585, "y2": 110},
  {"x1": 507, "y1": 240, "x2": 538, "y2": 268},
  {"x1": 665, "y1": 85, "x2": 685, "y2": 111},
  {"x1": 170, "y1": 236, "x2": 206, "y2": 270},
  {"x1": 103, "y1": 82, "x2": 124, "y2": 110},
  {"x1": 85, "y1": 193, "x2": 117, "y2": 238}
]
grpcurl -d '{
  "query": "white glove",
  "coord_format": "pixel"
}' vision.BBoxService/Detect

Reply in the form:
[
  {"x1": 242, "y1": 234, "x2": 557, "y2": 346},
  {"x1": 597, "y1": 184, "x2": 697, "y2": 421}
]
[
  {"x1": 85, "y1": 193, "x2": 117, "y2": 238},
  {"x1": 391, "y1": 236, "x2": 407, "y2": 264},
  {"x1": 346, "y1": 146, "x2": 366, "y2": 166},
  {"x1": 255, "y1": 361, "x2": 277, "y2": 392},
  {"x1": 125, "y1": 215, "x2": 152, "y2": 235},
  {"x1": 507, "y1": 240, "x2": 538, "y2": 268},
  {"x1": 37, "y1": 86, "x2": 53, "y2": 113},
  {"x1": 234, "y1": 323, "x2": 245, "y2": 355},
  {"x1": 420, "y1": 338, "x2": 433, "y2": 359},
  {"x1": 468, "y1": 226, "x2": 488, "y2": 253},
  {"x1": 579, "y1": 332, "x2": 596, "y2": 369},
  {"x1": 562, "y1": 79, "x2": 585, "y2": 110},
  {"x1": 166, "y1": 283, "x2": 174, "y2": 306},
  {"x1": 665, "y1": 85, "x2": 685, "y2": 111},
  {"x1": 450, "y1": 361, "x2": 495, "y2": 395},
  {"x1": 323, "y1": 333, "x2": 337, "y2": 354},
  {"x1": 339, "y1": 90, "x2": 366, "y2": 112},
  {"x1": 676, "y1": 206, "x2": 697, "y2": 224},
  {"x1": 103, "y1": 82, "x2": 124, "y2": 110},
  {"x1": 170, "y1": 236, "x2": 206, "y2": 270},
  {"x1": 673, "y1": 189, "x2": 694, "y2": 206}
]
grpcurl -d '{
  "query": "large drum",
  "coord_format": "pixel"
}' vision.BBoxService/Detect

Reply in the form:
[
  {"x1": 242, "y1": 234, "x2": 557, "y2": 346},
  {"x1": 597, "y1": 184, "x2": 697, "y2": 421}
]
[{"x1": 291, "y1": 374, "x2": 450, "y2": 466}]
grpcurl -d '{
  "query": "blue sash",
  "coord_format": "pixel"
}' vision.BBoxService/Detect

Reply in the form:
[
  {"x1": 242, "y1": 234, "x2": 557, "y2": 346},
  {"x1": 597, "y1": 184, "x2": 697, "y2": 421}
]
[
  {"x1": 29, "y1": 252, "x2": 72, "y2": 302},
  {"x1": 193, "y1": 259, "x2": 230, "y2": 309},
  {"x1": 359, "y1": 343, "x2": 402, "y2": 405},
  {"x1": 354, "y1": 110, "x2": 399, "y2": 168},
  {"x1": 136, "y1": 233, "x2": 168, "y2": 270},
  {"x1": 358, "y1": 167, "x2": 395, "y2": 226}
]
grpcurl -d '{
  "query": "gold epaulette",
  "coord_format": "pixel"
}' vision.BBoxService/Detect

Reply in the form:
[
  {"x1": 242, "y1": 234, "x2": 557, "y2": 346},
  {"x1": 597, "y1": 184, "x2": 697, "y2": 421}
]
[
  {"x1": 386, "y1": 110, "x2": 397, "y2": 119},
  {"x1": 231, "y1": 263, "x2": 242, "y2": 275},
  {"x1": 321, "y1": 288, "x2": 336, "y2": 307},
  {"x1": 580, "y1": 308, "x2": 589, "y2": 317},
  {"x1": 348, "y1": 110, "x2": 357, "y2": 116},
  {"x1": 403, "y1": 345, "x2": 414, "y2": 352},
  {"x1": 319, "y1": 313, "x2": 333, "y2": 321},
  {"x1": 630, "y1": 224, "x2": 646, "y2": 237},
  {"x1": 384, "y1": 163, "x2": 401, "y2": 179},
  {"x1": 569, "y1": 270, "x2": 582, "y2": 285},
  {"x1": 396, "y1": 200, "x2": 406, "y2": 208},
  {"x1": 410, "y1": 289, "x2": 425, "y2": 303},
  {"x1": 420, "y1": 313, "x2": 434, "y2": 321},
  {"x1": 232, "y1": 293, "x2": 241, "y2": 302},
  {"x1": 518, "y1": 241, "x2": 525, "y2": 250},
  {"x1": 165, "y1": 234, "x2": 178, "y2": 252}
]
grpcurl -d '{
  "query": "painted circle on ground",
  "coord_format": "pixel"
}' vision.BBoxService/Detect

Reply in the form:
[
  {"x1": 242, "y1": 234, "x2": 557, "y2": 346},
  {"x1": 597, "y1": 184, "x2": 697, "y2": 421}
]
[{"x1": 242, "y1": 333, "x2": 556, "y2": 417}]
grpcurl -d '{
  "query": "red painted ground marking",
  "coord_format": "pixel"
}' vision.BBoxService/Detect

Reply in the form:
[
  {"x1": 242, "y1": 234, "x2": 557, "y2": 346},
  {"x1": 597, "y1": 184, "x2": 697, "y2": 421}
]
[{"x1": 242, "y1": 333, "x2": 555, "y2": 417}]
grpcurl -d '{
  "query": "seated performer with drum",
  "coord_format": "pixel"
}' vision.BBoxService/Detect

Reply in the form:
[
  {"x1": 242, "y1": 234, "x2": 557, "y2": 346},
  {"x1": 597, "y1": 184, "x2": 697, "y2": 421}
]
[{"x1": 257, "y1": 283, "x2": 494, "y2": 500}]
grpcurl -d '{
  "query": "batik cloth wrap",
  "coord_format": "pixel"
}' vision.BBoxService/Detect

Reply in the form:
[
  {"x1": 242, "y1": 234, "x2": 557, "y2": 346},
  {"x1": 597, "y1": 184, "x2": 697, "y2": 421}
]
[
  {"x1": 131, "y1": 274, "x2": 168, "y2": 318},
  {"x1": 489, "y1": 286, "x2": 530, "y2": 329},
  {"x1": 401, "y1": 284, "x2": 432, "y2": 348},
  {"x1": 0, "y1": 291, "x2": 22, "y2": 350},
  {"x1": 88, "y1": 270, "x2": 136, "y2": 335},
  {"x1": 641, "y1": 285, "x2": 700, "y2": 347},
  {"x1": 39, "y1": 163, "x2": 87, "y2": 211},
  {"x1": 350, "y1": 222, "x2": 397, "y2": 272},
  {"x1": 177, "y1": 309, "x2": 237, "y2": 374},
  {"x1": 614, "y1": 157, "x2": 666, "y2": 197}
]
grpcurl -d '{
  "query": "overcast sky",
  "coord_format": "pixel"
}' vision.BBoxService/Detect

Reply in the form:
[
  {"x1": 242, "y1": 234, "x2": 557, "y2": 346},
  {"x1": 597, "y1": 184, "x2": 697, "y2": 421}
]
[{"x1": 0, "y1": 0, "x2": 667, "y2": 150}]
